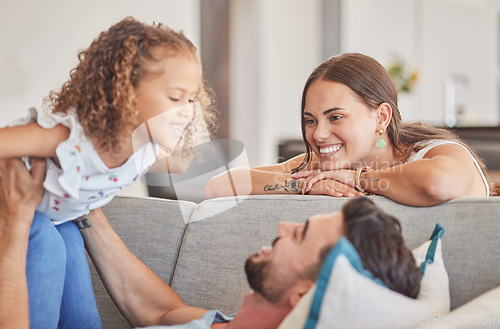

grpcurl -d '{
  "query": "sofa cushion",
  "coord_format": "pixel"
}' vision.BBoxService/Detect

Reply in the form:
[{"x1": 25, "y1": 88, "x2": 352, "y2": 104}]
[
  {"x1": 420, "y1": 285, "x2": 500, "y2": 328},
  {"x1": 89, "y1": 196, "x2": 197, "y2": 329}
]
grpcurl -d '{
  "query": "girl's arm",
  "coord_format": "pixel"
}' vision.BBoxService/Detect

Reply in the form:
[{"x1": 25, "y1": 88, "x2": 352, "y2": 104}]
[
  {"x1": 298, "y1": 144, "x2": 485, "y2": 206},
  {"x1": 79, "y1": 208, "x2": 207, "y2": 327},
  {"x1": 204, "y1": 153, "x2": 311, "y2": 199},
  {"x1": 0, "y1": 123, "x2": 69, "y2": 158}
]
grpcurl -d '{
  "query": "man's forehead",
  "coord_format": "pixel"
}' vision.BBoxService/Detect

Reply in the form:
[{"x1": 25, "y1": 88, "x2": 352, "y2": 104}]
[
  {"x1": 304, "y1": 211, "x2": 344, "y2": 242},
  {"x1": 309, "y1": 211, "x2": 343, "y2": 223}
]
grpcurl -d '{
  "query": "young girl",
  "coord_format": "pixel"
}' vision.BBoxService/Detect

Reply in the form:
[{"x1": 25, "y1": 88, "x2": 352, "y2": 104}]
[
  {"x1": 205, "y1": 53, "x2": 493, "y2": 206},
  {"x1": 1, "y1": 17, "x2": 217, "y2": 328}
]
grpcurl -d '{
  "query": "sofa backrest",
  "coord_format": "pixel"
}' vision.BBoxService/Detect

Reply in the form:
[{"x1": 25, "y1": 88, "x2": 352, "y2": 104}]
[
  {"x1": 172, "y1": 195, "x2": 500, "y2": 315},
  {"x1": 93, "y1": 195, "x2": 500, "y2": 328},
  {"x1": 90, "y1": 196, "x2": 198, "y2": 329}
]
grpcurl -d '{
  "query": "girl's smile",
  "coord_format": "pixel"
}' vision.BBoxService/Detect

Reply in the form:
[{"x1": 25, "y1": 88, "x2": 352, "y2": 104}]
[
  {"x1": 147, "y1": 101, "x2": 198, "y2": 154},
  {"x1": 133, "y1": 53, "x2": 202, "y2": 154}
]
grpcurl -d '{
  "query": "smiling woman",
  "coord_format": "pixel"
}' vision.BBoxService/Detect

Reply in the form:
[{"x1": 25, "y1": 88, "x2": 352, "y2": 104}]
[{"x1": 205, "y1": 53, "x2": 495, "y2": 206}]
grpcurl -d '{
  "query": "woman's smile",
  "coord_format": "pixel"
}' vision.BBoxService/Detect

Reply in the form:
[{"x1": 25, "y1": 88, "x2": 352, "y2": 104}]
[{"x1": 318, "y1": 143, "x2": 343, "y2": 157}]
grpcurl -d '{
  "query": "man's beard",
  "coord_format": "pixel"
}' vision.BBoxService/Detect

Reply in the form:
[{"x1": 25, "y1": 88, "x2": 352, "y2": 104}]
[{"x1": 244, "y1": 254, "x2": 292, "y2": 304}]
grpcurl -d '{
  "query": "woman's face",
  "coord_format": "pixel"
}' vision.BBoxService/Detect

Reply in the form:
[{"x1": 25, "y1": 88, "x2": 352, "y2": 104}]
[
  {"x1": 303, "y1": 79, "x2": 379, "y2": 170},
  {"x1": 133, "y1": 53, "x2": 202, "y2": 153}
]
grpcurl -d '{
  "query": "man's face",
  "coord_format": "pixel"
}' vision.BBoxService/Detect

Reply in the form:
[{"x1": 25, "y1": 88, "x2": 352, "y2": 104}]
[{"x1": 245, "y1": 212, "x2": 344, "y2": 304}]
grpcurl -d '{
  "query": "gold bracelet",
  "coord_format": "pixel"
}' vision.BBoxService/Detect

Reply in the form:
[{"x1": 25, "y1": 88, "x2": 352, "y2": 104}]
[{"x1": 354, "y1": 166, "x2": 373, "y2": 194}]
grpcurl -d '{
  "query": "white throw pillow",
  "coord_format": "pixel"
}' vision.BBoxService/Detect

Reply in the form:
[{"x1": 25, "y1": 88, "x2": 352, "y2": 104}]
[
  {"x1": 411, "y1": 224, "x2": 449, "y2": 313},
  {"x1": 417, "y1": 285, "x2": 500, "y2": 328},
  {"x1": 278, "y1": 224, "x2": 449, "y2": 329}
]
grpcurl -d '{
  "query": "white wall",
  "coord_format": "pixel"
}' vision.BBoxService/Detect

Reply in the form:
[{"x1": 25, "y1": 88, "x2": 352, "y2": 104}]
[
  {"x1": 341, "y1": 0, "x2": 417, "y2": 65},
  {"x1": 3, "y1": 0, "x2": 498, "y2": 171},
  {"x1": 420, "y1": 0, "x2": 498, "y2": 126},
  {"x1": 340, "y1": 0, "x2": 500, "y2": 127},
  {"x1": 0, "y1": 0, "x2": 200, "y2": 126},
  {"x1": 229, "y1": 0, "x2": 322, "y2": 165}
]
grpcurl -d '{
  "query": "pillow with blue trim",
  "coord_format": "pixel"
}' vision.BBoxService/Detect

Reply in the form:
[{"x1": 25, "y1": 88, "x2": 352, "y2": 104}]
[{"x1": 278, "y1": 224, "x2": 449, "y2": 329}]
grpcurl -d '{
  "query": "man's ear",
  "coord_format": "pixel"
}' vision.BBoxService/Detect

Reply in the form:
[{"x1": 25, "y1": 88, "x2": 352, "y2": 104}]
[
  {"x1": 288, "y1": 281, "x2": 313, "y2": 307},
  {"x1": 376, "y1": 102, "x2": 392, "y2": 130}
]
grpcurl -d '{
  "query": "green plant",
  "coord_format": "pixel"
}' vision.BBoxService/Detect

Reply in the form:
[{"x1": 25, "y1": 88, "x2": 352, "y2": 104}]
[{"x1": 386, "y1": 55, "x2": 419, "y2": 93}]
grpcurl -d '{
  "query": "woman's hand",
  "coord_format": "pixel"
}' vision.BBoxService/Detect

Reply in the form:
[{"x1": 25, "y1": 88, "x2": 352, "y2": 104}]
[{"x1": 292, "y1": 169, "x2": 364, "y2": 197}]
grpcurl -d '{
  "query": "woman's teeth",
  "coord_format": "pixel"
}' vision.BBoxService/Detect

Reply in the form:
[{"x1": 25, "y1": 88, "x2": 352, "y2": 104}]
[{"x1": 319, "y1": 145, "x2": 342, "y2": 154}]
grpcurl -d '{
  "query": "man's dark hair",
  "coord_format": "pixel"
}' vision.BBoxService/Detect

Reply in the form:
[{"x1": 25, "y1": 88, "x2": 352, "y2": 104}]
[{"x1": 342, "y1": 197, "x2": 421, "y2": 298}]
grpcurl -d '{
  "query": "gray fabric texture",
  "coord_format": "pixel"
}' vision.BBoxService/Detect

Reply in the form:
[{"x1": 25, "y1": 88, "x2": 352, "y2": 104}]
[
  {"x1": 88, "y1": 196, "x2": 196, "y2": 329},
  {"x1": 170, "y1": 195, "x2": 344, "y2": 315},
  {"x1": 172, "y1": 195, "x2": 500, "y2": 314},
  {"x1": 88, "y1": 195, "x2": 500, "y2": 328}
]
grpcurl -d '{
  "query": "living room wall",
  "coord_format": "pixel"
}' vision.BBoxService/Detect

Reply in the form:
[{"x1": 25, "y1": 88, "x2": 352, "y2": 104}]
[{"x1": 0, "y1": 0, "x2": 200, "y2": 126}]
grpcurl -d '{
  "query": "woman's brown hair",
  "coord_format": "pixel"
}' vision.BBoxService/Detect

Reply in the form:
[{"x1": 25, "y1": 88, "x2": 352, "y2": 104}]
[
  {"x1": 293, "y1": 53, "x2": 494, "y2": 195},
  {"x1": 44, "y1": 17, "x2": 218, "y2": 154}
]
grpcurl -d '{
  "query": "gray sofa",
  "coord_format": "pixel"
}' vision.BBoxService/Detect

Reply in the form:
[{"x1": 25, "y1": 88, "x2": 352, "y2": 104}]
[{"x1": 90, "y1": 195, "x2": 500, "y2": 329}]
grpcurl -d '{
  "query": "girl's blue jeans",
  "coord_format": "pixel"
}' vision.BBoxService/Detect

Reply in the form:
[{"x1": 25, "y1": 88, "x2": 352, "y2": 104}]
[{"x1": 26, "y1": 212, "x2": 102, "y2": 329}]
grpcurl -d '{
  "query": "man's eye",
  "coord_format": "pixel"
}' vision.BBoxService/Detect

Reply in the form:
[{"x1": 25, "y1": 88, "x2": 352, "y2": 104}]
[{"x1": 294, "y1": 226, "x2": 304, "y2": 242}]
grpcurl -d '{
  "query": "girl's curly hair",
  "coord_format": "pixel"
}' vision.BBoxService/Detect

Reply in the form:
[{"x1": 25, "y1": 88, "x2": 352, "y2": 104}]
[{"x1": 44, "y1": 17, "x2": 218, "y2": 154}]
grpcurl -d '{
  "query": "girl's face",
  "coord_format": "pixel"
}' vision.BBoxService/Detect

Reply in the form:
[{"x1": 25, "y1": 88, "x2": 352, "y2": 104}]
[
  {"x1": 303, "y1": 80, "x2": 379, "y2": 170},
  {"x1": 134, "y1": 53, "x2": 202, "y2": 153}
]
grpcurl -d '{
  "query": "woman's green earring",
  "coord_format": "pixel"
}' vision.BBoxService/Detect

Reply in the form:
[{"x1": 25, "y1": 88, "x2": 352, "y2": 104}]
[{"x1": 376, "y1": 129, "x2": 386, "y2": 149}]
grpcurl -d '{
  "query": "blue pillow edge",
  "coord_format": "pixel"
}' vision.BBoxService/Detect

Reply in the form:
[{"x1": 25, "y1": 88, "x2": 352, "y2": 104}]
[
  {"x1": 303, "y1": 237, "x2": 386, "y2": 329},
  {"x1": 418, "y1": 223, "x2": 445, "y2": 274}
]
